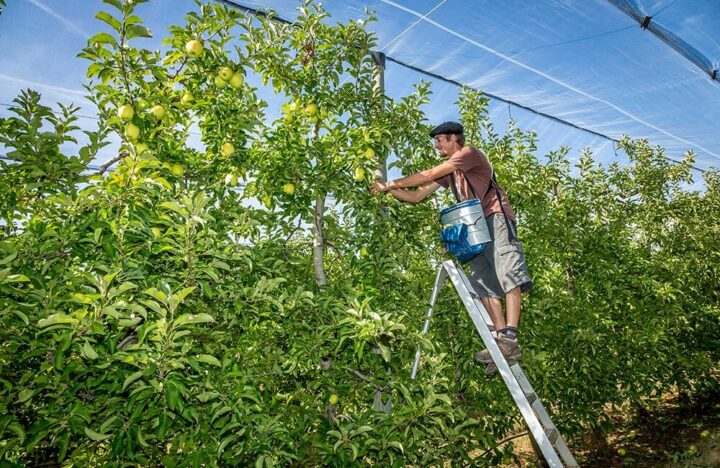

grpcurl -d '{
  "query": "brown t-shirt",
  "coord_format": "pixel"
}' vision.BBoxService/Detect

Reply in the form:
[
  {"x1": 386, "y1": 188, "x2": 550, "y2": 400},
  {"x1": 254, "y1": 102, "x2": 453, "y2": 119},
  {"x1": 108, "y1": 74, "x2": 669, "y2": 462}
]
[{"x1": 436, "y1": 147, "x2": 515, "y2": 221}]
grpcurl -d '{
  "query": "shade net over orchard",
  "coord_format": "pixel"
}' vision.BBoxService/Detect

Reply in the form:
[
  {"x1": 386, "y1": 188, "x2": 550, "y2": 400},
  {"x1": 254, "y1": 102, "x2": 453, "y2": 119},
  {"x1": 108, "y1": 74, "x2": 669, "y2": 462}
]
[{"x1": 2, "y1": 0, "x2": 719, "y2": 189}]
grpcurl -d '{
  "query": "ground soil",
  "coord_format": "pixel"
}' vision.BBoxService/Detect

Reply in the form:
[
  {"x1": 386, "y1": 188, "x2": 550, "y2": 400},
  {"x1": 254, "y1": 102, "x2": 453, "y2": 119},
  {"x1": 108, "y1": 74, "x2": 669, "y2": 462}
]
[{"x1": 505, "y1": 385, "x2": 720, "y2": 467}]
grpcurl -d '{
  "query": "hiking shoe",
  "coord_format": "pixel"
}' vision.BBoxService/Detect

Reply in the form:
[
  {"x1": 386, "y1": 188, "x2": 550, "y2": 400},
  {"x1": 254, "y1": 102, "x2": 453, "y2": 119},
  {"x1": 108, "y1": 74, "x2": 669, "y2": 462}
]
[
  {"x1": 484, "y1": 362, "x2": 498, "y2": 377},
  {"x1": 474, "y1": 336, "x2": 523, "y2": 364}
]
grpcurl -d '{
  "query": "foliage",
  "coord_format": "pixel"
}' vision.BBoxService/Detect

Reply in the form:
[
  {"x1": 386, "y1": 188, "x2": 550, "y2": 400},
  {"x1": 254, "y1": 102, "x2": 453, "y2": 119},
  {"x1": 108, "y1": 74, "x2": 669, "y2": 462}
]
[{"x1": 0, "y1": 0, "x2": 718, "y2": 465}]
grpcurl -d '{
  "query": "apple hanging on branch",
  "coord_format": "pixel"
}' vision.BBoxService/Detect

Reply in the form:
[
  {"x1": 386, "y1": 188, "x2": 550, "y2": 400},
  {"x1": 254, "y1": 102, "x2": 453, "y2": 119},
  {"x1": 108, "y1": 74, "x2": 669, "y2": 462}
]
[
  {"x1": 185, "y1": 39, "x2": 203, "y2": 58},
  {"x1": 221, "y1": 142, "x2": 235, "y2": 157},
  {"x1": 124, "y1": 123, "x2": 140, "y2": 142},
  {"x1": 218, "y1": 66, "x2": 234, "y2": 81},
  {"x1": 283, "y1": 182, "x2": 296, "y2": 195},
  {"x1": 229, "y1": 72, "x2": 244, "y2": 89},
  {"x1": 118, "y1": 104, "x2": 135, "y2": 121},
  {"x1": 353, "y1": 167, "x2": 365, "y2": 181},
  {"x1": 150, "y1": 105, "x2": 165, "y2": 119}
]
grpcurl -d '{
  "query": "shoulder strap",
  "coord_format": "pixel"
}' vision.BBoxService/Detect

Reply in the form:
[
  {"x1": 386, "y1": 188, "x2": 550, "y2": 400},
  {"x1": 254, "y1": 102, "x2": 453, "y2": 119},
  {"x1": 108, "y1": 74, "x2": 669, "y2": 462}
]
[{"x1": 451, "y1": 157, "x2": 518, "y2": 242}]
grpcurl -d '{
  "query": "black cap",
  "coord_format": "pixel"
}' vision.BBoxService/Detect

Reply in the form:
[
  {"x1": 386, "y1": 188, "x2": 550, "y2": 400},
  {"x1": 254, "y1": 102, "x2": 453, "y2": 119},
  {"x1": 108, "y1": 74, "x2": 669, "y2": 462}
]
[{"x1": 429, "y1": 121, "x2": 463, "y2": 137}]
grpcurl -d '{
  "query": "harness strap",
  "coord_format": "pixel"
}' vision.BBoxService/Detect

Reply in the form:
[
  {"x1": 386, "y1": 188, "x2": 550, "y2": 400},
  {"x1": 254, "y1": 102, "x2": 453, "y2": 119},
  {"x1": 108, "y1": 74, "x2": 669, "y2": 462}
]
[{"x1": 448, "y1": 161, "x2": 517, "y2": 242}]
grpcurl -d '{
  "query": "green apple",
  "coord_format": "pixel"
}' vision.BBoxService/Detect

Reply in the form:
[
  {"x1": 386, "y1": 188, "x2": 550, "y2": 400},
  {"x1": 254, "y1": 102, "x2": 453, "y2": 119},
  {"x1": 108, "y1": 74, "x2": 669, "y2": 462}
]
[
  {"x1": 282, "y1": 182, "x2": 296, "y2": 195},
  {"x1": 218, "y1": 66, "x2": 234, "y2": 81},
  {"x1": 150, "y1": 105, "x2": 166, "y2": 119},
  {"x1": 701, "y1": 430, "x2": 709, "y2": 438},
  {"x1": 353, "y1": 167, "x2": 365, "y2": 181},
  {"x1": 124, "y1": 123, "x2": 140, "y2": 141},
  {"x1": 229, "y1": 72, "x2": 244, "y2": 89},
  {"x1": 359, "y1": 247, "x2": 369, "y2": 257},
  {"x1": 170, "y1": 164, "x2": 184, "y2": 177},
  {"x1": 185, "y1": 39, "x2": 203, "y2": 58},
  {"x1": 221, "y1": 142, "x2": 235, "y2": 157},
  {"x1": 118, "y1": 104, "x2": 134, "y2": 121},
  {"x1": 329, "y1": 394, "x2": 339, "y2": 405},
  {"x1": 288, "y1": 101, "x2": 299, "y2": 112},
  {"x1": 135, "y1": 142, "x2": 149, "y2": 155},
  {"x1": 617, "y1": 449, "x2": 626, "y2": 456},
  {"x1": 262, "y1": 195, "x2": 273, "y2": 209},
  {"x1": 224, "y1": 173, "x2": 238, "y2": 186},
  {"x1": 220, "y1": 141, "x2": 235, "y2": 158},
  {"x1": 214, "y1": 76, "x2": 228, "y2": 88},
  {"x1": 305, "y1": 103, "x2": 318, "y2": 116},
  {"x1": 180, "y1": 92, "x2": 193, "y2": 106},
  {"x1": 151, "y1": 227, "x2": 161, "y2": 237},
  {"x1": 363, "y1": 148, "x2": 376, "y2": 159}
]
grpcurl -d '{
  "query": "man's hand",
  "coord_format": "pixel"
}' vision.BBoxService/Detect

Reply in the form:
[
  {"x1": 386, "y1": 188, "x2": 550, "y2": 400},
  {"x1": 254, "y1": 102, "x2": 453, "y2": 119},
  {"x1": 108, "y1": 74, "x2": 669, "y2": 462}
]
[{"x1": 369, "y1": 180, "x2": 391, "y2": 195}]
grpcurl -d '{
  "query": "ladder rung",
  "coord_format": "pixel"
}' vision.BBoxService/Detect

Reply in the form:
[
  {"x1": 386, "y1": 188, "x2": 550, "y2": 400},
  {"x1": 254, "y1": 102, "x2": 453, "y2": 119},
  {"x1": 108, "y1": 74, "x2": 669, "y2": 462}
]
[
  {"x1": 525, "y1": 391, "x2": 537, "y2": 405},
  {"x1": 546, "y1": 428, "x2": 559, "y2": 444}
]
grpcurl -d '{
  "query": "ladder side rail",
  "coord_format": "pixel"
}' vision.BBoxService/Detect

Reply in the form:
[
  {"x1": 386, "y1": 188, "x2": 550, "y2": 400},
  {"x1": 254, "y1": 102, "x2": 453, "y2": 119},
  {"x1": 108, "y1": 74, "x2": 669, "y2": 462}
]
[
  {"x1": 511, "y1": 367, "x2": 579, "y2": 467},
  {"x1": 443, "y1": 260, "x2": 564, "y2": 468},
  {"x1": 455, "y1": 264, "x2": 496, "y2": 330},
  {"x1": 459, "y1": 260, "x2": 577, "y2": 466},
  {"x1": 410, "y1": 266, "x2": 448, "y2": 380}
]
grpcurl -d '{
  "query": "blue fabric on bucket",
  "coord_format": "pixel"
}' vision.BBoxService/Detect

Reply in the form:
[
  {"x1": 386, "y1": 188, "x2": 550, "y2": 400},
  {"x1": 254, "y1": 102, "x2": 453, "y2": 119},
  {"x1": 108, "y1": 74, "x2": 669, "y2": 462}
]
[{"x1": 440, "y1": 223, "x2": 487, "y2": 263}]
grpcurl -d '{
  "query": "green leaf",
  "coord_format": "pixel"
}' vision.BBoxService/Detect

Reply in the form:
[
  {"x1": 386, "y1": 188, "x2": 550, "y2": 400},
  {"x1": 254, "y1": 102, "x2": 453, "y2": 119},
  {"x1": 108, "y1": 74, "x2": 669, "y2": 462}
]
[
  {"x1": 7, "y1": 422, "x2": 25, "y2": 443},
  {"x1": 0, "y1": 268, "x2": 29, "y2": 284},
  {"x1": 196, "y1": 391, "x2": 220, "y2": 402},
  {"x1": 123, "y1": 370, "x2": 143, "y2": 391},
  {"x1": 17, "y1": 388, "x2": 33, "y2": 404},
  {"x1": 137, "y1": 427, "x2": 149, "y2": 447},
  {"x1": 38, "y1": 314, "x2": 79, "y2": 328},
  {"x1": 159, "y1": 201, "x2": 189, "y2": 217},
  {"x1": 388, "y1": 441, "x2": 404, "y2": 453},
  {"x1": 171, "y1": 286, "x2": 196, "y2": 305},
  {"x1": 0, "y1": 251, "x2": 17, "y2": 266},
  {"x1": 88, "y1": 32, "x2": 117, "y2": 45},
  {"x1": 126, "y1": 24, "x2": 152, "y2": 39},
  {"x1": 84, "y1": 427, "x2": 112, "y2": 441},
  {"x1": 197, "y1": 354, "x2": 221, "y2": 367},
  {"x1": 102, "y1": 0, "x2": 123, "y2": 10},
  {"x1": 100, "y1": 416, "x2": 117, "y2": 433},
  {"x1": 83, "y1": 341, "x2": 99, "y2": 360},
  {"x1": 12, "y1": 310, "x2": 29, "y2": 326},
  {"x1": 173, "y1": 313, "x2": 214, "y2": 328},
  {"x1": 108, "y1": 281, "x2": 137, "y2": 299},
  {"x1": 96, "y1": 11, "x2": 121, "y2": 32},
  {"x1": 144, "y1": 287, "x2": 167, "y2": 303}
]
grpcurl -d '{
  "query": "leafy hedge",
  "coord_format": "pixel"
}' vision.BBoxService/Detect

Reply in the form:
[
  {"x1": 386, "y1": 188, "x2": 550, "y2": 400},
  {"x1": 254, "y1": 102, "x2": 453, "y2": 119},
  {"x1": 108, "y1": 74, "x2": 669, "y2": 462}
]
[{"x1": 0, "y1": 0, "x2": 718, "y2": 465}]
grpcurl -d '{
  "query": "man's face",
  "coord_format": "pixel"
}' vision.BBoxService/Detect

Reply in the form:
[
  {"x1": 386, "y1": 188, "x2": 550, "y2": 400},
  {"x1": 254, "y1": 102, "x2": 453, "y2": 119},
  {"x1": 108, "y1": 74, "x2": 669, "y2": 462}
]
[{"x1": 433, "y1": 134, "x2": 455, "y2": 157}]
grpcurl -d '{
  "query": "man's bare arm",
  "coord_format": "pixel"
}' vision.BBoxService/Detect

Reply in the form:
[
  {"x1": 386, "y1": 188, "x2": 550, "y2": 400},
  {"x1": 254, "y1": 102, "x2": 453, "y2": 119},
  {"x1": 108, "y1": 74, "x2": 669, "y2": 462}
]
[
  {"x1": 389, "y1": 181, "x2": 441, "y2": 203},
  {"x1": 370, "y1": 161, "x2": 456, "y2": 194}
]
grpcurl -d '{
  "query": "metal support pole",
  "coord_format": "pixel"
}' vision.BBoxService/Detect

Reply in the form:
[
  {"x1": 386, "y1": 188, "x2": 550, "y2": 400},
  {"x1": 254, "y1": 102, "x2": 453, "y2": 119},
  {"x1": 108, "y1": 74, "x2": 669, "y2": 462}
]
[{"x1": 371, "y1": 51, "x2": 387, "y2": 182}]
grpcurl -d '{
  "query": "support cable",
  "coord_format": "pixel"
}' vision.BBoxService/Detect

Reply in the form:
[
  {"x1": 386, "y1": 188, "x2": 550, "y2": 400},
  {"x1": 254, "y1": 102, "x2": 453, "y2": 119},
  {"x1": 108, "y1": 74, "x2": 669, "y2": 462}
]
[{"x1": 217, "y1": 0, "x2": 707, "y2": 174}]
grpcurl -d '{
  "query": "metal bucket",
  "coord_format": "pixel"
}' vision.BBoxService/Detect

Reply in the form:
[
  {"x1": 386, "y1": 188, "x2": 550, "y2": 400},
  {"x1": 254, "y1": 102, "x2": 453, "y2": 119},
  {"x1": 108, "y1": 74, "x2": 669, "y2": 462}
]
[{"x1": 439, "y1": 199, "x2": 491, "y2": 246}]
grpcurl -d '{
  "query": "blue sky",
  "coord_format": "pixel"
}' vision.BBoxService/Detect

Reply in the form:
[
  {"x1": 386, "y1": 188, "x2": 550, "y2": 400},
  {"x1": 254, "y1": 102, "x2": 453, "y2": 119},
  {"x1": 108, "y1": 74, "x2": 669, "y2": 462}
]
[{"x1": 1, "y1": 0, "x2": 718, "y2": 189}]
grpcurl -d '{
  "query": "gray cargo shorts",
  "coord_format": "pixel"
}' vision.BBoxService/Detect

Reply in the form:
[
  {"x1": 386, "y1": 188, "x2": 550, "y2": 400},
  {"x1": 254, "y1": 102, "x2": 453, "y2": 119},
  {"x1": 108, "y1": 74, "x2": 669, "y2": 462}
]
[{"x1": 467, "y1": 214, "x2": 533, "y2": 298}]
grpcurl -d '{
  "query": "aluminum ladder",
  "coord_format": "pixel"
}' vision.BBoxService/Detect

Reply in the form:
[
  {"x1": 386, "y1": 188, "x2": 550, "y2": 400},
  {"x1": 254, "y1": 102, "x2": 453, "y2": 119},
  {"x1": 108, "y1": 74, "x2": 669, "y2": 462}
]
[{"x1": 410, "y1": 260, "x2": 578, "y2": 468}]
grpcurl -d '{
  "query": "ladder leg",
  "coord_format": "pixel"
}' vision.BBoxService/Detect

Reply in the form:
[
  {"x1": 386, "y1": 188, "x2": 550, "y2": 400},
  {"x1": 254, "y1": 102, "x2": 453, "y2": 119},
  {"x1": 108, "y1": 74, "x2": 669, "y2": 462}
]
[
  {"x1": 442, "y1": 260, "x2": 566, "y2": 468},
  {"x1": 410, "y1": 265, "x2": 447, "y2": 380}
]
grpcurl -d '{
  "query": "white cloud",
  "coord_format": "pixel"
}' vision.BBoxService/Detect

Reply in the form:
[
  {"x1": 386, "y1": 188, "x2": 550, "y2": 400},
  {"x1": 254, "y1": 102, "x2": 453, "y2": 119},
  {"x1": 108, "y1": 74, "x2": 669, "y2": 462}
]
[
  {"x1": 0, "y1": 73, "x2": 86, "y2": 99},
  {"x1": 25, "y1": 0, "x2": 91, "y2": 39}
]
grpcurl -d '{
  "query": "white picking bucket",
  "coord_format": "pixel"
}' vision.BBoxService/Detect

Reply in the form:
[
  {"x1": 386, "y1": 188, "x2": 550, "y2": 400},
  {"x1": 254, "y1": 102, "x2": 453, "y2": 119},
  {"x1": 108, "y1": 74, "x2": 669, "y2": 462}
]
[{"x1": 439, "y1": 199, "x2": 491, "y2": 247}]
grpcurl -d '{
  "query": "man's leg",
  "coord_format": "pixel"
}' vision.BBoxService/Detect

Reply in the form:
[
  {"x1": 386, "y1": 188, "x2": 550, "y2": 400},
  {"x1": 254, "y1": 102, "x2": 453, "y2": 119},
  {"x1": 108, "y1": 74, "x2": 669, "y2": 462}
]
[
  {"x1": 481, "y1": 296, "x2": 506, "y2": 332},
  {"x1": 504, "y1": 286, "x2": 521, "y2": 328}
]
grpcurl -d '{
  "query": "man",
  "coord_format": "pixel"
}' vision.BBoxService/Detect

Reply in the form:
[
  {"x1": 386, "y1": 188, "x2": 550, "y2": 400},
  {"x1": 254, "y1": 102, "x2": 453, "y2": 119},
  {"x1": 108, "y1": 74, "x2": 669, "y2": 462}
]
[{"x1": 369, "y1": 121, "x2": 532, "y2": 371}]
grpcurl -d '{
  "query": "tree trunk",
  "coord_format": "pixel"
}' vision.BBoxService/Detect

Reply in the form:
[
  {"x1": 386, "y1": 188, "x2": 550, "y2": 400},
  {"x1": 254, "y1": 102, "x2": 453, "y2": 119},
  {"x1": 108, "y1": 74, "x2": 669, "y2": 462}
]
[
  {"x1": 566, "y1": 266, "x2": 575, "y2": 298},
  {"x1": 313, "y1": 193, "x2": 327, "y2": 287}
]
